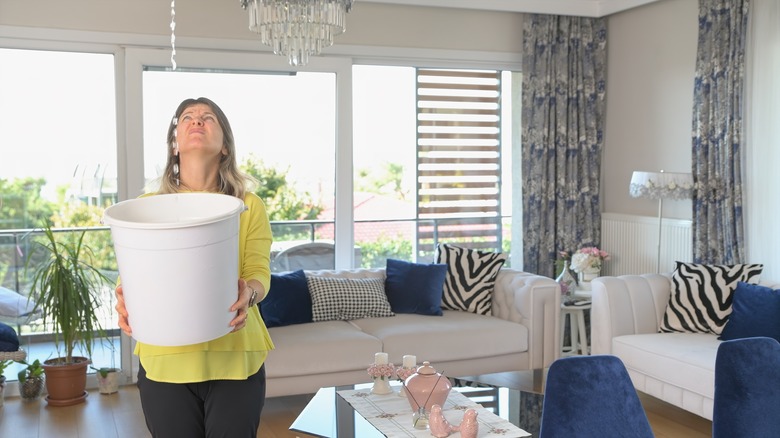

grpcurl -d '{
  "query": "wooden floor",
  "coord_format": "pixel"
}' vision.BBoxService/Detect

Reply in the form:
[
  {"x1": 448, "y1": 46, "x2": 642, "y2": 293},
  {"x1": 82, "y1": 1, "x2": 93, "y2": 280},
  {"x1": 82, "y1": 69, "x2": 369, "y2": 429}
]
[{"x1": 0, "y1": 383, "x2": 711, "y2": 437}]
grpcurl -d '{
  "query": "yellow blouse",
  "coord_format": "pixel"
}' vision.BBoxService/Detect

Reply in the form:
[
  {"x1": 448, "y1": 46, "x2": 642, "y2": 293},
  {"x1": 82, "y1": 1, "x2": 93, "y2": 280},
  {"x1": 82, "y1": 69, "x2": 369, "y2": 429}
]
[{"x1": 134, "y1": 192, "x2": 274, "y2": 383}]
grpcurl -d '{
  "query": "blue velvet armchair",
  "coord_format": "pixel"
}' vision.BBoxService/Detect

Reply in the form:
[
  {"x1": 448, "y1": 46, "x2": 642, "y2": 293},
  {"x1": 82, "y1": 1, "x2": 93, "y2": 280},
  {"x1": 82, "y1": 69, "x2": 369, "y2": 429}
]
[
  {"x1": 539, "y1": 355, "x2": 653, "y2": 438},
  {"x1": 713, "y1": 336, "x2": 780, "y2": 438}
]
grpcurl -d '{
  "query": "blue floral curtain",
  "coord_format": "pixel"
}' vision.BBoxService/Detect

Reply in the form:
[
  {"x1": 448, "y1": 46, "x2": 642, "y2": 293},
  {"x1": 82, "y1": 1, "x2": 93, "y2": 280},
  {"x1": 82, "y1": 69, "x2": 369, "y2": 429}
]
[
  {"x1": 521, "y1": 15, "x2": 607, "y2": 278},
  {"x1": 691, "y1": 0, "x2": 750, "y2": 264}
]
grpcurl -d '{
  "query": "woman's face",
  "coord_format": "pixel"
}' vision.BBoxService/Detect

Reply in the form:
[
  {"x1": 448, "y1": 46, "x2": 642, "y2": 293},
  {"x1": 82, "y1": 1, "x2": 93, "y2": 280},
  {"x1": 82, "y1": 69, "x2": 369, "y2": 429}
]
[{"x1": 176, "y1": 103, "x2": 226, "y2": 160}]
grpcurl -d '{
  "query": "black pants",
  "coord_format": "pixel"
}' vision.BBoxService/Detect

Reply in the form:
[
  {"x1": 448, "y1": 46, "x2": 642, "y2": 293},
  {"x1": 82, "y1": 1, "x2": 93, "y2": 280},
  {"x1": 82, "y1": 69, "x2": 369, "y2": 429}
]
[{"x1": 137, "y1": 363, "x2": 266, "y2": 438}]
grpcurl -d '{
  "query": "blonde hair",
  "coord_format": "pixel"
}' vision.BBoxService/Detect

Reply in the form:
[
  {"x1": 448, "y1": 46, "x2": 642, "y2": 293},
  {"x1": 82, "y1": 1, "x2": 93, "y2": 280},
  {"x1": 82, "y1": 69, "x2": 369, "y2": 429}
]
[{"x1": 148, "y1": 97, "x2": 257, "y2": 198}]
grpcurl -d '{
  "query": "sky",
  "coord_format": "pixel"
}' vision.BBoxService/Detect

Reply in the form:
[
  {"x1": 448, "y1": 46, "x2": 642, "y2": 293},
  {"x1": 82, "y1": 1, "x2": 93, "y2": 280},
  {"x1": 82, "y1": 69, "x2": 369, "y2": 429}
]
[{"x1": 0, "y1": 49, "x2": 117, "y2": 199}]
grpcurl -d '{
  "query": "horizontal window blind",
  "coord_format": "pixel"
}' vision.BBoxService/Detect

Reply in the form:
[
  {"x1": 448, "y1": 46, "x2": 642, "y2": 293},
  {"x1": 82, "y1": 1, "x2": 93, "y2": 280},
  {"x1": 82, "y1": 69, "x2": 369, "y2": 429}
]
[{"x1": 416, "y1": 68, "x2": 502, "y2": 257}]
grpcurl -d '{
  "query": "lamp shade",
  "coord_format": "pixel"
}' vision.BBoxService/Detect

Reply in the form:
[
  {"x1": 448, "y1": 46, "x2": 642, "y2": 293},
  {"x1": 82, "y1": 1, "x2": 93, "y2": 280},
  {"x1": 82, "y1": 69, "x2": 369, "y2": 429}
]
[{"x1": 629, "y1": 171, "x2": 693, "y2": 200}]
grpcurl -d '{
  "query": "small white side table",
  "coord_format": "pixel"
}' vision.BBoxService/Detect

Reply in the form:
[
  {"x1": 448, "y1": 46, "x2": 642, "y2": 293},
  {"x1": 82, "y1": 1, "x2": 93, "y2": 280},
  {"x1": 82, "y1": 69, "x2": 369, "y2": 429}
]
[{"x1": 560, "y1": 301, "x2": 591, "y2": 356}]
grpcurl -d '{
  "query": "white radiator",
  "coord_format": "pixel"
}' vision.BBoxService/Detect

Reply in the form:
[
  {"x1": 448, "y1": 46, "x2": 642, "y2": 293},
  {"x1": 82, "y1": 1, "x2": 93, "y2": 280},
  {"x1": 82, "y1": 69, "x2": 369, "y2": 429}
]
[{"x1": 600, "y1": 213, "x2": 693, "y2": 276}]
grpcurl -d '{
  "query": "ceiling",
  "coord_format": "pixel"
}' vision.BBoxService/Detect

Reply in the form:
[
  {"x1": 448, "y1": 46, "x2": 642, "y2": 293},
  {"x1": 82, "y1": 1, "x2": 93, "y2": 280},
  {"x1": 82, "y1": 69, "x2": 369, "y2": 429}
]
[{"x1": 362, "y1": 0, "x2": 661, "y2": 17}]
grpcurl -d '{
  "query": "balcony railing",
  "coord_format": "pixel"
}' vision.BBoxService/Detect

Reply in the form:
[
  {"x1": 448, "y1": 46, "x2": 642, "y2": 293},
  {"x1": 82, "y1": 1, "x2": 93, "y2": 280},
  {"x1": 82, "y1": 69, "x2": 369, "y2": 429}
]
[{"x1": 1, "y1": 216, "x2": 512, "y2": 299}]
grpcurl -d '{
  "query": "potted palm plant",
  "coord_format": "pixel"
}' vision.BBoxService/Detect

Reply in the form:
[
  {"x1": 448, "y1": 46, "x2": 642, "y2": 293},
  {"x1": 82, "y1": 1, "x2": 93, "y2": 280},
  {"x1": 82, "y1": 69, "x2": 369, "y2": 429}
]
[
  {"x1": 17, "y1": 358, "x2": 45, "y2": 401},
  {"x1": 27, "y1": 224, "x2": 111, "y2": 406}
]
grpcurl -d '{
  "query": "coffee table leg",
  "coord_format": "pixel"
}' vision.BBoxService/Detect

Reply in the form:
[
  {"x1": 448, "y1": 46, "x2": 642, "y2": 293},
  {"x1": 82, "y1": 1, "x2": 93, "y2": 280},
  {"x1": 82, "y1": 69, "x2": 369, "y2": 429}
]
[{"x1": 518, "y1": 391, "x2": 544, "y2": 437}]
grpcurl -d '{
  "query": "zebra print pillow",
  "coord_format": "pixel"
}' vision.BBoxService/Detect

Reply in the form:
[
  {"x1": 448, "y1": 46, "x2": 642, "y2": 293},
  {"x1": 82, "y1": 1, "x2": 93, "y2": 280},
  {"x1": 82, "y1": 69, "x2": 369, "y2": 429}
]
[
  {"x1": 435, "y1": 243, "x2": 507, "y2": 315},
  {"x1": 659, "y1": 261, "x2": 764, "y2": 334}
]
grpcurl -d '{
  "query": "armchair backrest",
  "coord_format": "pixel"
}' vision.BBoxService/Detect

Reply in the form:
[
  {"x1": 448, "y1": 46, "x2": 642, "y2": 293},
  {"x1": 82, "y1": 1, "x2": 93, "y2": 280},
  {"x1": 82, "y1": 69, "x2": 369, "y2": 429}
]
[
  {"x1": 540, "y1": 355, "x2": 654, "y2": 438},
  {"x1": 713, "y1": 336, "x2": 780, "y2": 438}
]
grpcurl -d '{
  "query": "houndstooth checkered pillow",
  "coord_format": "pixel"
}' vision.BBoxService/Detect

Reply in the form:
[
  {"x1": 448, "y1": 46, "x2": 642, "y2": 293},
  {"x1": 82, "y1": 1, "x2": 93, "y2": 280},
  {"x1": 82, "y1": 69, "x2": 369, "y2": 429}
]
[{"x1": 306, "y1": 276, "x2": 395, "y2": 322}]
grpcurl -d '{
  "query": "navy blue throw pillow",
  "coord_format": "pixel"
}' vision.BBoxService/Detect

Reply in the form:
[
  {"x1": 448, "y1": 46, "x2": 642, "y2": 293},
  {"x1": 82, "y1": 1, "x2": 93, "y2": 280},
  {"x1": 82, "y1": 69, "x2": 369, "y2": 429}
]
[
  {"x1": 0, "y1": 321, "x2": 20, "y2": 352},
  {"x1": 384, "y1": 258, "x2": 446, "y2": 316},
  {"x1": 260, "y1": 270, "x2": 312, "y2": 328},
  {"x1": 720, "y1": 282, "x2": 780, "y2": 343}
]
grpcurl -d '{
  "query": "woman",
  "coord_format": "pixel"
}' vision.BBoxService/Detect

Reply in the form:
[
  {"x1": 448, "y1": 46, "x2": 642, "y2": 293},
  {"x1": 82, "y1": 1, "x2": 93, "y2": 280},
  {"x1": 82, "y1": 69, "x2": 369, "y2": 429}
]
[{"x1": 115, "y1": 97, "x2": 273, "y2": 437}]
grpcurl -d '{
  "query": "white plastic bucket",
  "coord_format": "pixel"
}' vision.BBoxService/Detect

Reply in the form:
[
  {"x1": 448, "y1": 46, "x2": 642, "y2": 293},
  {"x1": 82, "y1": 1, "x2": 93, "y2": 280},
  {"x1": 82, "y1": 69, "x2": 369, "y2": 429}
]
[{"x1": 102, "y1": 193, "x2": 246, "y2": 346}]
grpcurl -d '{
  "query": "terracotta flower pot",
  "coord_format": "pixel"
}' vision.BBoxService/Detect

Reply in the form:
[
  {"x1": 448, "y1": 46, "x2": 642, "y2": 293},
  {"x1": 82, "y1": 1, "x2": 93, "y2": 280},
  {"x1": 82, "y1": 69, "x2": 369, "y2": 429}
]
[{"x1": 42, "y1": 357, "x2": 90, "y2": 407}]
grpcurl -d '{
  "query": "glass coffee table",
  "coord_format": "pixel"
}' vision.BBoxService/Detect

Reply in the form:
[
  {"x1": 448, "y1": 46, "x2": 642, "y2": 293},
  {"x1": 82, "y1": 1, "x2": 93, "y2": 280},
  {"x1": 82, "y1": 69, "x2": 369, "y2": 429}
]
[{"x1": 290, "y1": 370, "x2": 546, "y2": 438}]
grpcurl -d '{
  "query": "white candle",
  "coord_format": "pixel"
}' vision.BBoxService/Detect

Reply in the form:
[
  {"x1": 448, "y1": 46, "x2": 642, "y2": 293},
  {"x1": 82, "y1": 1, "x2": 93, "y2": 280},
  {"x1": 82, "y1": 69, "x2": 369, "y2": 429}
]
[
  {"x1": 375, "y1": 352, "x2": 388, "y2": 365},
  {"x1": 403, "y1": 354, "x2": 416, "y2": 368}
]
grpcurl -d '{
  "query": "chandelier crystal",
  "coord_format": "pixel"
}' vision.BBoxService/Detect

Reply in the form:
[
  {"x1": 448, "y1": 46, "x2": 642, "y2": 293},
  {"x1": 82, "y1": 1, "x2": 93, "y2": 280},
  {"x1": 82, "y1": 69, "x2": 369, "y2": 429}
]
[{"x1": 240, "y1": 0, "x2": 355, "y2": 67}]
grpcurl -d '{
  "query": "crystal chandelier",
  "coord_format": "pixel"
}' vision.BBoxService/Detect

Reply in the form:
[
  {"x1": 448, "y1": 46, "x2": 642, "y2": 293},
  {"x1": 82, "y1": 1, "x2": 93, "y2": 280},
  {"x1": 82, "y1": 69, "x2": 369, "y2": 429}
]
[{"x1": 239, "y1": 0, "x2": 355, "y2": 67}]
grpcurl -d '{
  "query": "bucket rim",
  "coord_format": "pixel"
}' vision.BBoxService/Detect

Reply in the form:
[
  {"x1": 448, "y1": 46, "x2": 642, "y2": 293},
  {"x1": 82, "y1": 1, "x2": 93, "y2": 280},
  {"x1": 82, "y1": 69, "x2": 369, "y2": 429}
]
[{"x1": 102, "y1": 192, "x2": 246, "y2": 230}]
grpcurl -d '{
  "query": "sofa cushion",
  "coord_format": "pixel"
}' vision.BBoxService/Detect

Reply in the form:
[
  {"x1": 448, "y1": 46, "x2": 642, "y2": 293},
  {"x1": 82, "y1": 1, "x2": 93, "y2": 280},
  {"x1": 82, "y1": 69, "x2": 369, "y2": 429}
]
[
  {"x1": 720, "y1": 282, "x2": 780, "y2": 342},
  {"x1": 265, "y1": 320, "x2": 383, "y2": 378},
  {"x1": 436, "y1": 243, "x2": 507, "y2": 315},
  {"x1": 384, "y1": 258, "x2": 446, "y2": 316},
  {"x1": 0, "y1": 321, "x2": 20, "y2": 352},
  {"x1": 260, "y1": 270, "x2": 312, "y2": 328},
  {"x1": 351, "y1": 311, "x2": 528, "y2": 364},
  {"x1": 306, "y1": 276, "x2": 394, "y2": 322},
  {"x1": 613, "y1": 332, "x2": 721, "y2": 401},
  {"x1": 660, "y1": 262, "x2": 764, "y2": 335}
]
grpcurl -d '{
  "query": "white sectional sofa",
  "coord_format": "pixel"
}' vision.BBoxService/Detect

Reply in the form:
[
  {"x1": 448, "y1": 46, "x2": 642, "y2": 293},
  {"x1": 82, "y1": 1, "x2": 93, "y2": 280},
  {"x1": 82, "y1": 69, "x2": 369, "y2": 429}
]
[
  {"x1": 591, "y1": 273, "x2": 778, "y2": 421},
  {"x1": 263, "y1": 268, "x2": 561, "y2": 397}
]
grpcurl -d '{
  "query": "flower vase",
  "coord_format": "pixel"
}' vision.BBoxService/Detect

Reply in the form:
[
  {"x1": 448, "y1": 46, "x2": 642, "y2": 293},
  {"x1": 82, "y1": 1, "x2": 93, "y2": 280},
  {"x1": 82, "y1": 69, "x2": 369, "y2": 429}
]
[
  {"x1": 578, "y1": 269, "x2": 600, "y2": 290},
  {"x1": 371, "y1": 377, "x2": 393, "y2": 395},
  {"x1": 555, "y1": 261, "x2": 577, "y2": 302}
]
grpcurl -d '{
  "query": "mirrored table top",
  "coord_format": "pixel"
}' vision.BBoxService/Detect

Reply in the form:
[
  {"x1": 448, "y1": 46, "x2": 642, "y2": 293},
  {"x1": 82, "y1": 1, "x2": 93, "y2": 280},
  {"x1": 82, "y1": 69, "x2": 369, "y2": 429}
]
[{"x1": 290, "y1": 370, "x2": 546, "y2": 438}]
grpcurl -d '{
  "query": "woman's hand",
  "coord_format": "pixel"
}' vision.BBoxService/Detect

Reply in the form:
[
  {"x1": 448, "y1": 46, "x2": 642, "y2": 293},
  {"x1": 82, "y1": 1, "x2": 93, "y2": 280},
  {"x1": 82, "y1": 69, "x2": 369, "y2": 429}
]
[
  {"x1": 230, "y1": 278, "x2": 255, "y2": 332},
  {"x1": 115, "y1": 285, "x2": 132, "y2": 337}
]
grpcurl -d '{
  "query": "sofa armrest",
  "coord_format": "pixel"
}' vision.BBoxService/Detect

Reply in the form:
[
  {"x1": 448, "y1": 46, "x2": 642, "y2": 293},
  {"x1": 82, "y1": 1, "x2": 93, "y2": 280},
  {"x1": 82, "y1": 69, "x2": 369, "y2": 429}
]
[
  {"x1": 590, "y1": 274, "x2": 672, "y2": 355},
  {"x1": 492, "y1": 269, "x2": 561, "y2": 369}
]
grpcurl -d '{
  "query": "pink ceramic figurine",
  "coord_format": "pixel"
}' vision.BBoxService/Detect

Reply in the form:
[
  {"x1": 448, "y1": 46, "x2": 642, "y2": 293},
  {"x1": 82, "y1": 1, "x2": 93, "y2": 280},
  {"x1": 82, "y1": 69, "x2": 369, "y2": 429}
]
[
  {"x1": 428, "y1": 404, "x2": 457, "y2": 438},
  {"x1": 457, "y1": 409, "x2": 479, "y2": 438}
]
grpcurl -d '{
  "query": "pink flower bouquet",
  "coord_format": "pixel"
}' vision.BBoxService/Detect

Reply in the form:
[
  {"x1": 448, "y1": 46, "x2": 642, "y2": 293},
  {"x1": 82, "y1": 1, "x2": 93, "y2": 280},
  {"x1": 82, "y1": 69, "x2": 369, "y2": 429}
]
[{"x1": 570, "y1": 247, "x2": 610, "y2": 273}]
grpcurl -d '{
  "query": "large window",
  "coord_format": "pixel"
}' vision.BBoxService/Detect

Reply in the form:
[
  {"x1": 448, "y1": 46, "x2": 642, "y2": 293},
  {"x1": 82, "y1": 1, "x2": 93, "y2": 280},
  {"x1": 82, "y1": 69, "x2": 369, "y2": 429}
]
[{"x1": 0, "y1": 48, "x2": 119, "y2": 382}]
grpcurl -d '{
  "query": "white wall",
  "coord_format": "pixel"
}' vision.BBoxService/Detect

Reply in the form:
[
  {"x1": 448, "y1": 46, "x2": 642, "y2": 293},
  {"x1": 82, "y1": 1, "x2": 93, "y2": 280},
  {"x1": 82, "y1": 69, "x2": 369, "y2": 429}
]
[
  {"x1": 603, "y1": 0, "x2": 698, "y2": 221},
  {"x1": 745, "y1": 0, "x2": 780, "y2": 280}
]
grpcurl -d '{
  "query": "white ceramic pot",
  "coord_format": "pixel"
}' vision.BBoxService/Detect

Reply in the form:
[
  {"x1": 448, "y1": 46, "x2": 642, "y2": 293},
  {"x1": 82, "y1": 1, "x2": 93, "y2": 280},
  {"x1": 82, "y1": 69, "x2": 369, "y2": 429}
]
[{"x1": 97, "y1": 370, "x2": 121, "y2": 395}]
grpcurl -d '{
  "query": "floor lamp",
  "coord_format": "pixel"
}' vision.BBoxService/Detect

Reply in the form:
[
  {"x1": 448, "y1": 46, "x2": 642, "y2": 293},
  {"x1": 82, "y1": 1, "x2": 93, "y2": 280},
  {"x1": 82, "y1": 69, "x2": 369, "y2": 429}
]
[{"x1": 629, "y1": 170, "x2": 693, "y2": 273}]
